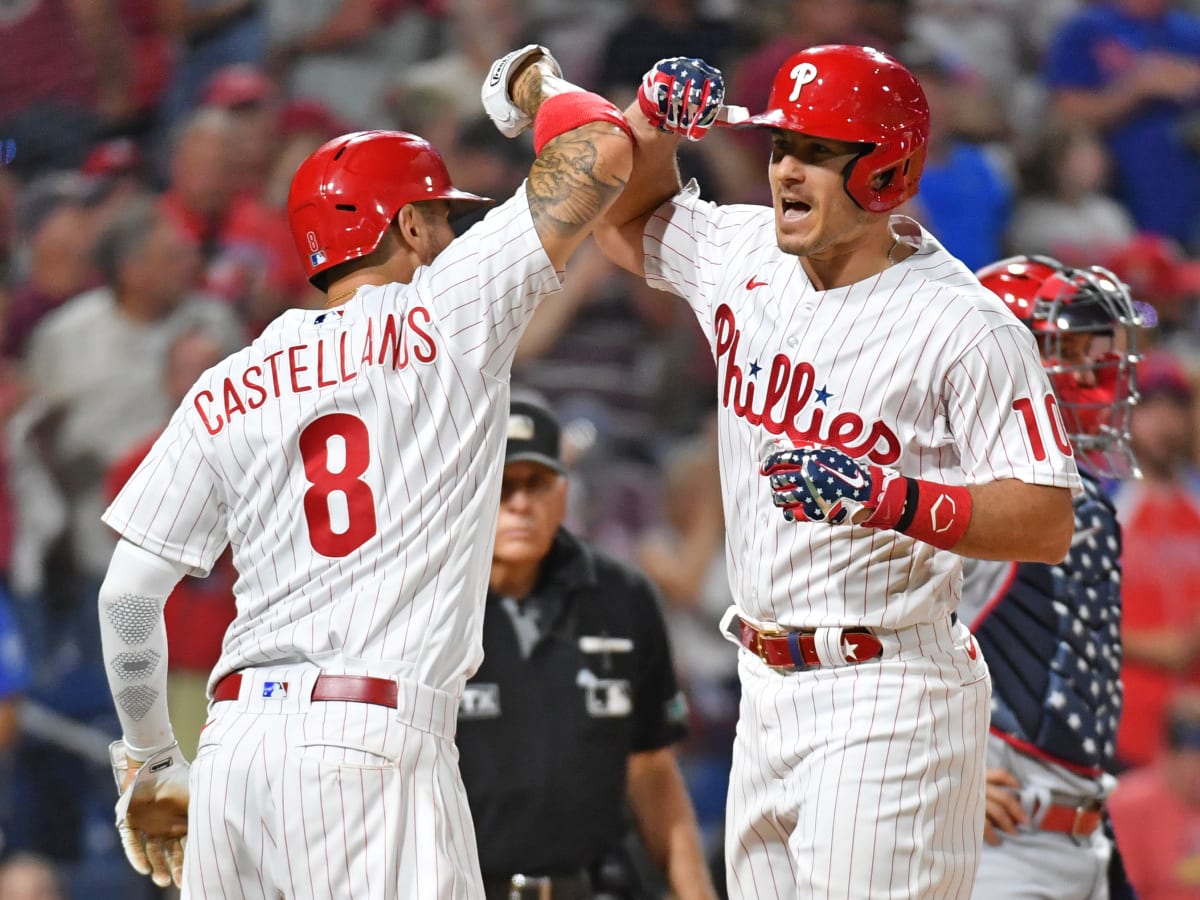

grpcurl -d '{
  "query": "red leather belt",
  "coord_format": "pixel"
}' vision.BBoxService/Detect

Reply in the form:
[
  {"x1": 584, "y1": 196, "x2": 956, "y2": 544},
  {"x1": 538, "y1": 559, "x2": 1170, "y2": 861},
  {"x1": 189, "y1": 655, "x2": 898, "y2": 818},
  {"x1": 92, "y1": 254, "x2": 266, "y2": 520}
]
[
  {"x1": 212, "y1": 672, "x2": 398, "y2": 708},
  {"x1": 736, "y1": 618, "x2": 883, "y2": 670},
  {"x1": 1036, "y1": 801, "x2": 1104, "y2": 837}
]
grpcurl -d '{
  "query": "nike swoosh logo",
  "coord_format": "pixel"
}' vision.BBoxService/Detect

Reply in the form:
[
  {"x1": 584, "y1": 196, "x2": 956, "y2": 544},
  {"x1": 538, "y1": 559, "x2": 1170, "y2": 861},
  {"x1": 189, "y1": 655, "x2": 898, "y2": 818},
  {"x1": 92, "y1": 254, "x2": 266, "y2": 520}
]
[
  {"x1": 966, "y1": 639, "x2": 978, "y2": 660},
  {"x1": 746, "y1": 277, "x2": 768, "y2": 290},
  {"x1": 1070, "y1": 525, "x2": 1102, "y2": 548},
  {"x1": 812, "y1": 460, "x2": 868, "y2": 490}
]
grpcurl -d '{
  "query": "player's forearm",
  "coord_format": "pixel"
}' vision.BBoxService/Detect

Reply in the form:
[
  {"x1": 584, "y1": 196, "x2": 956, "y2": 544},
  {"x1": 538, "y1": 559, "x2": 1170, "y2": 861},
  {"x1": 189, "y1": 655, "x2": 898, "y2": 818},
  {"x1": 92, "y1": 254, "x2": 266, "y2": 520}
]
[
  {"x1": 591, "y1": 99, "x2": 684, "y2": 277},
  {"x1": 607, "y1": 99, "x2": 685, "y2": 226},
  {"x1": 508, "y1": 60, "x2": 633, "y2": 269},
  {"x1": 626, "y1": 748, "x2": 718, "y2": 900},
  {"x1": 99, "y1": 540, "x2": 189, "y2": 757},
  {"x1": 510, "y1": 59, "x2": 586, "y2": 119},
  {"x1": 954, "y1": 479, "x2": 1073, "y2": 563}
]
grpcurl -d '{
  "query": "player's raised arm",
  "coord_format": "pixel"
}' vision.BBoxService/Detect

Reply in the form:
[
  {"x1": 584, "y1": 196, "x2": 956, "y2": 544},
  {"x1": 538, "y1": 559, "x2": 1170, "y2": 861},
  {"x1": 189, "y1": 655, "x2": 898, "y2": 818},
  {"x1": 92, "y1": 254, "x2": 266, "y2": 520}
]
[
  {"x1": 592, "y1": 57, "x2": 726, "y2": 278},
  {"x1": 482, "y1": 45, "x2": 634, "y2": 270}
]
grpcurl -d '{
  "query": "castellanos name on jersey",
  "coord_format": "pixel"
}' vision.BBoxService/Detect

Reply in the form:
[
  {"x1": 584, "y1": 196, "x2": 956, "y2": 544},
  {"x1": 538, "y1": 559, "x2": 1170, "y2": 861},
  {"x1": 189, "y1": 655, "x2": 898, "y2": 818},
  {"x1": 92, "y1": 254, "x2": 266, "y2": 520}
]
[{"x1": 192, "y1": 306, "x2": 438, "y2": 435}]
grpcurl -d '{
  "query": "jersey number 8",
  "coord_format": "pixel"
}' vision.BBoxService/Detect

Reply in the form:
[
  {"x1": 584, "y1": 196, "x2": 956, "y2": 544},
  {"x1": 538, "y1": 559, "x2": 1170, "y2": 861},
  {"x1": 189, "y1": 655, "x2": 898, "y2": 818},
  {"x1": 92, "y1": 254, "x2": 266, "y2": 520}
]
[{"x1": 299, "y1": 413, "x2": 379, "y2": 556}]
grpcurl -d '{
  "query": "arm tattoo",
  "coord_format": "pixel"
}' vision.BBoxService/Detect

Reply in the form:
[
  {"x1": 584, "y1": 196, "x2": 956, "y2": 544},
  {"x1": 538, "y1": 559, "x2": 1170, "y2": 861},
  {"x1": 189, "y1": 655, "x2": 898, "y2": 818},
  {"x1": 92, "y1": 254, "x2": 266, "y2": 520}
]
[
  {"x1": 527, "y1": 125, "x2": 627, "y2": 239},
  {"x1": 511, "y1": 61, "x2": 560, "y2": 119}
]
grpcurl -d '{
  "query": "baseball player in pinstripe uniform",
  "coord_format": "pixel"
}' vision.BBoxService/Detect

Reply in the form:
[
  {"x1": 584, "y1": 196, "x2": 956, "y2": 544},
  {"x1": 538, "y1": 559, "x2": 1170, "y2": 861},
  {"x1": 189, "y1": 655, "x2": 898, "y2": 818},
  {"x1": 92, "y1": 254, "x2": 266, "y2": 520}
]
[
  {"x1": 966, "y1": 256, "x2": 1146, "y2": 900},
  {"x1": 593, "y1": 47, "x2": 1080, "y2": 898},
  {"x1": 96, "y1": 45, "x2": 635, "y2": 899}
]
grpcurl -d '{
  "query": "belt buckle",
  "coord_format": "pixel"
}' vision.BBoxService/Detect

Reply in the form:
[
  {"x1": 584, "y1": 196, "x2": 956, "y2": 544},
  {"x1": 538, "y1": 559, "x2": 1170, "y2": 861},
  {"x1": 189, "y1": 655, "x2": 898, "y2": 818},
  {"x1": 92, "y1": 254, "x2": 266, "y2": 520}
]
[
  {"x1": 1071, "y1": 801, "x2": 1102, "y2": 838},
  {"x1": 509, "y1": 874, "x2": 552, "y2": 900},
  {"x1": 754, "y1": 625, "x2": 795, "y2": 672}
]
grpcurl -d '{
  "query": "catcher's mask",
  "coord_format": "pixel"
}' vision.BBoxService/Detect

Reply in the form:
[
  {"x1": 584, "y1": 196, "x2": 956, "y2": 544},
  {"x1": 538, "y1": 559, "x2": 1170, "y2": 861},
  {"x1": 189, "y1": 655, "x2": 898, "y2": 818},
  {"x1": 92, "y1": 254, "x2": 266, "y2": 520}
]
[
  {"x1": 977, "y1": 254, "x2": 1148, "y2": 479},
  {"x1": 287, "y1": 130, "x2": 493, "y2": 287},
  {"x1": 744, "y1": 44, "x2": 930, "y2": 212}
]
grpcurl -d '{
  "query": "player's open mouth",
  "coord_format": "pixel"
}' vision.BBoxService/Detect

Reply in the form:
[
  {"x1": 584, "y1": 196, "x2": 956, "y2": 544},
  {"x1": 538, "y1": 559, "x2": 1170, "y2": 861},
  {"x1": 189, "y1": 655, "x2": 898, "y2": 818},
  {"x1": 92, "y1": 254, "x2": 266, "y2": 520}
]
[{"x1": 781, "y1": 199, "x2": 811, "y2": 220}]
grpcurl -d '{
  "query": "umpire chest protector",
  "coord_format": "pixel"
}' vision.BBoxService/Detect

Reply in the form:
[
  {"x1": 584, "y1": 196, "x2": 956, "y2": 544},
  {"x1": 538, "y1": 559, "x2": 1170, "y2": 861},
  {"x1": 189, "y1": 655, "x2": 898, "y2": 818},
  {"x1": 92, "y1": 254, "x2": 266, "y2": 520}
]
[{"x1": 973, "y1": 474, "x2": 1123, "y2": 774}]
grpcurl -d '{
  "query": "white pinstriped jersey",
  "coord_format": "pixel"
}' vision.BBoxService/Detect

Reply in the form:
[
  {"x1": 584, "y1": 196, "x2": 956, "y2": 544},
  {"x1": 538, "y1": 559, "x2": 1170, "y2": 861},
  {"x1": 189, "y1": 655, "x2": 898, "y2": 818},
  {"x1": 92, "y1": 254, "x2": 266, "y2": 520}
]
[
  {"x1": 645, "y1": 182, "x2": 1081, "y2": 631},
  {"x1": 103, "y1": 186, "x2": 561, "y2": 697}
]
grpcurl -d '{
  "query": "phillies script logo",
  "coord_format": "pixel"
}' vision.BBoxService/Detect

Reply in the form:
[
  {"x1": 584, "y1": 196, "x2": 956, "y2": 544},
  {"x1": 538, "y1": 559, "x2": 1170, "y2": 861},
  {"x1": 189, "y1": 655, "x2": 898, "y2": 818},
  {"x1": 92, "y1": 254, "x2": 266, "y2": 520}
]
[{"x1": 715, "y1": 304, "x2": 901, "y2": 464}]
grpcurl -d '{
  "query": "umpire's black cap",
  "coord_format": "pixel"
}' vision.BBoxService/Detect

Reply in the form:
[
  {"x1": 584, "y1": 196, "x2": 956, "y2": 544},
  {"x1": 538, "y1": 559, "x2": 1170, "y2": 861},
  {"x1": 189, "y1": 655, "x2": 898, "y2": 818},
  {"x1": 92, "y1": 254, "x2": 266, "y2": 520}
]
[{"x1": 505, "y1": 399, "x2": 565, "y2": 474}]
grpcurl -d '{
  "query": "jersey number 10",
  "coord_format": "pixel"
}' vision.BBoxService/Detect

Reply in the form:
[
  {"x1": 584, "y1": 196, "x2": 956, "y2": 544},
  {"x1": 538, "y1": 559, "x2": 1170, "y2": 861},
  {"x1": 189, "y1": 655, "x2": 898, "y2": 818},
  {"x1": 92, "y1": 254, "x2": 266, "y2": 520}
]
[
  {"x1": 1012, "y1": 395, "x2": 1072, "y2": 460},
  {"x1": 299, "y1": 413, "x2": 379, "y2": 556}
]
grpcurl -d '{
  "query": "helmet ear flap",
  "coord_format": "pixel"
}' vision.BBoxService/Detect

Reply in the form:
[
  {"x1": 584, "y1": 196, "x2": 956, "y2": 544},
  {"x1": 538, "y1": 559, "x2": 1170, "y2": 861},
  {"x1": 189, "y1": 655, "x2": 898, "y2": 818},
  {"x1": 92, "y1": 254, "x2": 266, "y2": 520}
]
[{"x1": 843, "y1": 141, "x2": 926, "y2": 212}]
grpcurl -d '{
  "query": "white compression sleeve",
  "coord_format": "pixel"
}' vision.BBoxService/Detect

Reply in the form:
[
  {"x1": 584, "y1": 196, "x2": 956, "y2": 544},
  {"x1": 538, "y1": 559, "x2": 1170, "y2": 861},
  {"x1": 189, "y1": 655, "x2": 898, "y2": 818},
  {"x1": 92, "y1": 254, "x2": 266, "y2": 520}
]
[{"x1": 98, "y1": 538, "x2": 190, "y2": 759}]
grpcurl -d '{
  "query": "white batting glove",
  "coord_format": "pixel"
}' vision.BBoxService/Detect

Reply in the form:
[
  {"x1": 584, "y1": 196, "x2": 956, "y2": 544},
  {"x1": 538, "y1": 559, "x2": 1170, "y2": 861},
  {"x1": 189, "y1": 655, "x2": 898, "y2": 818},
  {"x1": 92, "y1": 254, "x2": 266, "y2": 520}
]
[
  {"x1": 481, "y1": 44, "x2": 562, "y2": 138},
  {"x1": 111, "y1": 740, "x2": 190, "y2": 888}
]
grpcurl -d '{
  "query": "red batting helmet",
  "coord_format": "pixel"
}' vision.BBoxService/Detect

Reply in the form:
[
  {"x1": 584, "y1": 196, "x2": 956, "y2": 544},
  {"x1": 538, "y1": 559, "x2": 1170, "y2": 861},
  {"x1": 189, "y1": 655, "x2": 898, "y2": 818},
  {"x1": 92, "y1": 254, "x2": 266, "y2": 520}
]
[
  {"x1": 287, "y1": 130, "x2": 493, "y2": 284},
  {"x1": 977, "y1": 255, "x2": 1146, "y2": 478},
  {"x1": 746, "y1": 45, "x2": 930, "y2": 212}
]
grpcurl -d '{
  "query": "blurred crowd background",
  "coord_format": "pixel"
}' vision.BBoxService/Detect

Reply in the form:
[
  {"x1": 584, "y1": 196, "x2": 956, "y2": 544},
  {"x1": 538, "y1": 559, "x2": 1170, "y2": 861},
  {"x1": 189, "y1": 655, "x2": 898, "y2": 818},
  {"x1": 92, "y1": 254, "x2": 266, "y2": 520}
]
[{"x1": 1, "y1": 0, "x2": 1200, "y2": 897}]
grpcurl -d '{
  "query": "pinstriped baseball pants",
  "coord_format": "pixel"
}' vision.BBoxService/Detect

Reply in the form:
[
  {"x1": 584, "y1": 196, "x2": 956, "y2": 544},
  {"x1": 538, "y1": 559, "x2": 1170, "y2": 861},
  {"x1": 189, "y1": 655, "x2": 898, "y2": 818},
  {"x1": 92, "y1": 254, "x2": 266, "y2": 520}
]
[
  {"x1": 182, "y1": 666, "x2": 484, "y2": 899},
  {"x1": 726, "y1": 617, "x2": 991, "y2": 899}
]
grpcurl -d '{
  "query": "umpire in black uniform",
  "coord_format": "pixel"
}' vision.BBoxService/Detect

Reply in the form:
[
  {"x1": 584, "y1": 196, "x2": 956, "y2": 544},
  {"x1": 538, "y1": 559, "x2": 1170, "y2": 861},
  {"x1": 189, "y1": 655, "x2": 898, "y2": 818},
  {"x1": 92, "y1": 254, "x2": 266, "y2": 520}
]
[{"x1": 458, "y1": 399, "x2": 717, "y2": 900}]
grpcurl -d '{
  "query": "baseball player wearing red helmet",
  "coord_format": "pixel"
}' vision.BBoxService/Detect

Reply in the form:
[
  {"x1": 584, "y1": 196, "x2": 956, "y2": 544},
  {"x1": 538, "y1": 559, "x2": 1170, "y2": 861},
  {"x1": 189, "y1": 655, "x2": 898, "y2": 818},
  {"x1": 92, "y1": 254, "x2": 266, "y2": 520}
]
[
  {"x1": 594, "y1": 46, "x2": 1081, "y2": 897},
  {"x1": 966, "y1": 256, "x2": 1145, "y2": 900},
  {"x1": 97, "y1": 45, "x2": 633, "y2": 898}
]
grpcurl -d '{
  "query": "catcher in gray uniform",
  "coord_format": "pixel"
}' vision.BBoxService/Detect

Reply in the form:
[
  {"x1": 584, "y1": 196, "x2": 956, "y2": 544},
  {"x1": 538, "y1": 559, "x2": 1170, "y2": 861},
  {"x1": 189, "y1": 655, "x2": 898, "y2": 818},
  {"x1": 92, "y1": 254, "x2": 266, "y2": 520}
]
[{"x1": 964, "y1": 255, "x2": 1148, "y2": 900}]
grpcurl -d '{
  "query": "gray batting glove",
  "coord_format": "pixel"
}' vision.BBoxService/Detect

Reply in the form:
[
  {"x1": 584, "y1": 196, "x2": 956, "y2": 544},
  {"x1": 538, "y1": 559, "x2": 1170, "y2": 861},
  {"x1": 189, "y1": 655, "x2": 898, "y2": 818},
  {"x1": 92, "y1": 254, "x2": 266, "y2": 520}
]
[{"x1": 481, "y1": 44, "x2": 562, "y2": 138}]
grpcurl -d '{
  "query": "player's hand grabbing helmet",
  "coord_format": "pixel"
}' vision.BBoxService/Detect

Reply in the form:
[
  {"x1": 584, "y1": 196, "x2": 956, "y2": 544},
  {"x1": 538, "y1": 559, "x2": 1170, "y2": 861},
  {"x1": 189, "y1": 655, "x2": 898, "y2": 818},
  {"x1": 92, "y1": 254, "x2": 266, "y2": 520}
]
[
  {"x1": 745, "y1": 44, "x2": 929, "y2": 212},
  {"x1": 287, "y1": 131, "x2": 493, "y2": 286},
  {"x1": 977, "y1": 255, "x2": 1149, "y2": 479}
]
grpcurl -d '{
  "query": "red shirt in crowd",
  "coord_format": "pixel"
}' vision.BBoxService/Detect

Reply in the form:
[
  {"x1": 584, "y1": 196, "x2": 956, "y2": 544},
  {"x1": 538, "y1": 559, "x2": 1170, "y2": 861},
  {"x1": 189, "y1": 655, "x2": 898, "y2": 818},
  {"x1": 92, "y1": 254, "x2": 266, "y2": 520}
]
[
  {"x1": 1109, "y1": 760, "x2": 1200, "y2": 899},
  {"x1": 1116, "y1": 484, "x2": 1200, "y2": 767}
]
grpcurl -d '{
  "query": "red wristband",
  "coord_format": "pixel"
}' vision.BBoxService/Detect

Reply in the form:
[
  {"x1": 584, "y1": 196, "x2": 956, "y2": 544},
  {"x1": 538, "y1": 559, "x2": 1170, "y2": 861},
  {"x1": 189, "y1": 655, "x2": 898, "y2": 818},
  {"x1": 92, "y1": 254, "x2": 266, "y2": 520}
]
[
  {"x1": 864, "y1": 477, "x2": 972, "y2": 551},
  {"x1": 533, "y1": 91, "x2": 634, "y2": 155}
]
